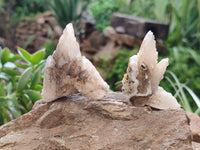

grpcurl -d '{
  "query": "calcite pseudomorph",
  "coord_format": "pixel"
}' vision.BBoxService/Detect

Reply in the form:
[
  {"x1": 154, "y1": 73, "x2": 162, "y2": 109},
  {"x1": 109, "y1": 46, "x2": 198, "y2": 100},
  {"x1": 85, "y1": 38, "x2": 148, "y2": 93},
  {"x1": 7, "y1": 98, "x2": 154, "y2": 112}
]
[
  {"x1": 122, "y1": 31, "x2": 180, "y2": 109},
  {"x1": 41, "y1": 23, "x2": 109, "y2": 102}
]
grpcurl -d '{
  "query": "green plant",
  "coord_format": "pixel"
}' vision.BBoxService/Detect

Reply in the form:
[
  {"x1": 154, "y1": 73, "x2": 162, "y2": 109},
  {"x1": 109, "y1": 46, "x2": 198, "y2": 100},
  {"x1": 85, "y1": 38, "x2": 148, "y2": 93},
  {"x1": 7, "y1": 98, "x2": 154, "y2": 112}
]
[
  {"x1": 0, "y1": 47, "x2": 45, "y2": 125},
  {"x1": 167, "y1": 0, "x2": 200, "y2": 49},
  {"x1": 89, "y1": 0, "x2": 120, "y2": 31},
  {"x1": 98, "y1": 49, "x2": 136, "y2": 90},
  {"x1": 41, "y1": 40, "x2": 55, "y2": 58},
  {"x1": 10, "y1": 0, "x2": 47, "y2": 23},
  {"x1": 158, "y1": 46, "x2": 200, "y2": 114},
  {"x1": 162, "y1": 71, "x2": 200, "y2": 115},
  {"x1": 165, "y1": 46, "x2": 200, "y2": 97},
  {"x1": 0, "y1": 0, "x2": 5, "y2": 13},
  {"x1": 117, "y1": 0, "x2": 200, "y2": 49},
  {"x1": 48, "y1": 0, "x2": 90, "y2": 28}
]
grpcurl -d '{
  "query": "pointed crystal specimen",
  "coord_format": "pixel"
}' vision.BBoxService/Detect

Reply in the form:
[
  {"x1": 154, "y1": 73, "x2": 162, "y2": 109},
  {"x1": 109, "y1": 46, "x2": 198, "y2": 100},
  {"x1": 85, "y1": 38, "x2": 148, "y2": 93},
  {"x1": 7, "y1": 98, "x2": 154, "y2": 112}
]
[
  {"x1": 122, "y1": 31, "x2": 180, "y2": 109},
  {"x1": 42, "y1": 23, "x2": 109, "y2": 102}
]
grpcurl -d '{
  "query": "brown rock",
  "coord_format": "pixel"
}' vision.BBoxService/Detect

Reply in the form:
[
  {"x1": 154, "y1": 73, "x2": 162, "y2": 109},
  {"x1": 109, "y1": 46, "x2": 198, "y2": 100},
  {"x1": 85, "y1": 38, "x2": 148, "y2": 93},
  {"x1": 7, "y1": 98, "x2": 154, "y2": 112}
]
[
  {"x1": 111, "y1": 13, "x2": 169, "y2": 40},
  {"x1": 103, "y1": 26, "x2": 116, "y2": 37},
  {"x1": 187, "y1": 112, "x2": 200, "y2": 142},
  {"x1": 0, "y1": 92, "x2": 193, "y2": 149},
  {"x1": 193, "y1": 142, "x2": 200, "y2": 150},
  {"x1": 110, "y1": 33, "x2": 141, "y2": 47},
  {"x1": 93, "y1": 41, "x2": 121, "y2": 62},
  {"x1": 115, "y1": 26, "x2": 125, "y2": 34},
  {"x1": 85, "y1": 30, "x2": 105, "y2": 50},
  {"x1": 80, "y1": 30, "x2": 105, "y2": 60},
  {"x1": 104, "y1": 26, "x2": 139, "y2": 47},
  {"x1": 14, "y1": 11, "x2": 60, "y2": 53}
]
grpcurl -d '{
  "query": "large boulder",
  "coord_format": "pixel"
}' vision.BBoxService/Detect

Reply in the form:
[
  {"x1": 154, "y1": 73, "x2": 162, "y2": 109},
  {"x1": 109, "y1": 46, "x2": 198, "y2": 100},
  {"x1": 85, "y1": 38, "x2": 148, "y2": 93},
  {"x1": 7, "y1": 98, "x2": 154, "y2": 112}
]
[{"x1": 0, "y1": 92, "x2": 194, "y2": 150}]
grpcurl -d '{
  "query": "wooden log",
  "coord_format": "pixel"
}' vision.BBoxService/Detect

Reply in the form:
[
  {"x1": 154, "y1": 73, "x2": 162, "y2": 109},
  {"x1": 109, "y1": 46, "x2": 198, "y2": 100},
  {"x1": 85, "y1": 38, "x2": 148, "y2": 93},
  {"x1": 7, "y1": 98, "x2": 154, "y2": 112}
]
[{"x1": 111, "y1": 13, "x2": 169, "y2": 40}]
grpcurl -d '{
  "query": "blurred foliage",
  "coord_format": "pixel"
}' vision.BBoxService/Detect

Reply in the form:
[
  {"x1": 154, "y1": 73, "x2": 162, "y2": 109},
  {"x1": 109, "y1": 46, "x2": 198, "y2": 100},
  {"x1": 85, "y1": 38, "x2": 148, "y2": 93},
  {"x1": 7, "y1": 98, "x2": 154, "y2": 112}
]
[
  {"x1": 121, "y1": 0, "x2": 200, "y2": 50},
  {"x1": 89, "y1": 0, "x2": 120, "y2": 31},
  {"x1": 97, "y1": 49, "x2": 136, "y2": 91},
  {"x1": 107, "y1": 49, "x2": 136, "y2": 90},
  {"x1": 161, "y1": 71, "x2": 200, "y2": 115},
  {"x1": 160, "y1": 46, "x2": 200, "y2": 113},
  {"x1": 0, "y1": 47, "x2": 45, "y2": 125},
  {"x1": 10, "y1": 0, "x2": 47, "y2": 23},
  {"x1": 167, "y1": 0, "x2": 200, "y2": 50},
  {"x1": 89, "y1": 0, "x2": 200, "y2": 49},
  {"x1": 48, "y1": 0, "x2": 90, "y2": 28},
  {"x1": 41, "y1": 40, "x2": 55, "y2": 59},
  {"x1": 0, "y1": 0, "x2": 4, "y2": 13}
]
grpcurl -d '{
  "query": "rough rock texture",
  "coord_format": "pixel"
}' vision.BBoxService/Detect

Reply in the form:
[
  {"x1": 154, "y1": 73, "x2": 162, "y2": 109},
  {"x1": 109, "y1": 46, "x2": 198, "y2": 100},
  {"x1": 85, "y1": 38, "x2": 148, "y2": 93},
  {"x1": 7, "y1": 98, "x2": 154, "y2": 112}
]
[
  {"x1": 0, "y1": 92, "x2": 193, "y2": 150},
  {"x1": 187, "y1": 112, "x2": 200, "y2": 142},
  {"x1": 186, "y1": 112, "x2": 200, "y2": 149}
]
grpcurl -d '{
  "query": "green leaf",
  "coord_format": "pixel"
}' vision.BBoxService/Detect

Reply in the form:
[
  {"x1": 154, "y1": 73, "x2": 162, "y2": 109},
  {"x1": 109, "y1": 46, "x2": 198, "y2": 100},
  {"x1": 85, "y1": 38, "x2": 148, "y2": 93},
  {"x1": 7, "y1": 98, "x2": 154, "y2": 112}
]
[
  {"x1": 0, "y1": 82, "x2": 5, "y2": 96},
  {"x1": 0, "y1": 48, "x2": 10, "y2": 65},
  {"x1": 23, "y1": 35, "x2": 36, "y2": 49},
  {"x1": 182, "y1": 84, "x2": 200, "y2": 109},
  {"x1": 188, "y1": 49, "x2": 200, "y2": 66},
  {"x1": 30, "y1": 69, "x2": 41, "y2": 89},
  {"x1": 31, "y1": 49, "x2": 45, "y2": 65},
  {"x1": 0, "y1": 109, "x2": 4, "y2": 125},
  {"x1": 35, "y1": 60, "x2": 45, "y2": 69},
  {"x1": 15, "y1": 63, "x2": 29, "y2": 69},
  {"x1": 4, "y1": 62, "x2": 16, "y2": 69},
  {"x1": 34, "y1": 84, "x2": 43, "y2": 91},
  {"x1": 25, "y1": 90, "x2": 42, "y2": 102},
  {"x1": 4, "y1": 68, "x2": 19, "y2": 76},
  {"x1": 17, "y1": 67, "x2": 32, "y2": 92},
  {"x1": 0, "y1": 73, "x2": 9, "y2": 80},
  {"x1": 6, "y1": 82, "x2": 12, "y2": 95},
  {"x1": 17, "y1": 47, "x2": 32, "y2": 64},
  {"x1": 9, "y1": 55, "x2": 22, "y2": 62},
  {"x1": 8, "y1": 94, "x2": 21, "y2": 119},
  {"x1": 0, "y1": 97, "x2": 6, "y2": 106}
]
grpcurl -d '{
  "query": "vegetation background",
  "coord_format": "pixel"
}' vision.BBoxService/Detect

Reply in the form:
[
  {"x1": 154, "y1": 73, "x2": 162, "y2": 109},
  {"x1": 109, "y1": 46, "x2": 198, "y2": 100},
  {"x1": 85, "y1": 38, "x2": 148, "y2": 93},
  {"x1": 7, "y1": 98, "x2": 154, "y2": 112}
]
[{"x1": 0, "y1": 0, "x2": 200, "y2": 125}]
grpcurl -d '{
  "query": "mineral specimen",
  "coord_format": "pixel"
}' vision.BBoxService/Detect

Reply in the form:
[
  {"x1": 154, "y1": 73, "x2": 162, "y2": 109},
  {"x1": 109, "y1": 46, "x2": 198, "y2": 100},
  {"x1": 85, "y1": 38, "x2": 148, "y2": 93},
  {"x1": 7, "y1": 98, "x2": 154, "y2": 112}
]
[
  {"x1": 41, "y1": 23, "x2": 109, "y2": 101},
  {"x1": 122, "y1": 31, "x2": 180, "y2": 109}
]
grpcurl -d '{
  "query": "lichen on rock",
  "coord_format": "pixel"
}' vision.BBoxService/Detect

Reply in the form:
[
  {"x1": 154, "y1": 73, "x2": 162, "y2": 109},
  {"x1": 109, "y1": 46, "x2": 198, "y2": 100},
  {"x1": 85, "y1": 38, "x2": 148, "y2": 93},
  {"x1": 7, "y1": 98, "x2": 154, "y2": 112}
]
[
  {"x1": 122, "y1": 31, "x2": 180, "y2": 109},
  {"x1": 41, "y1": 23, "x2": 109, "y2": 102}
]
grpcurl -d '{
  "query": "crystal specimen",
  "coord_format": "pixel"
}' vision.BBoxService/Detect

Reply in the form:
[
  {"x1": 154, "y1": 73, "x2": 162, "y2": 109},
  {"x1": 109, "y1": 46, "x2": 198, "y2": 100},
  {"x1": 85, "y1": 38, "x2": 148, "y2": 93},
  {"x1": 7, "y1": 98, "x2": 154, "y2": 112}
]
[
  {"x1": 122, "y1": 31, "x2": 180, "y2": 109},
  {"x1": 42, "y1": 23, "x2": 109, "y2": 102}
]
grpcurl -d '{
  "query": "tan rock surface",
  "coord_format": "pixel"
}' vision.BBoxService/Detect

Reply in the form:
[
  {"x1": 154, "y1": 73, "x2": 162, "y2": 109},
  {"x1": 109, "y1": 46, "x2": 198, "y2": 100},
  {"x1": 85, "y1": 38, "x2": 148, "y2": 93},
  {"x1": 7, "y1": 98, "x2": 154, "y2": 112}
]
[
  {"x1": 187, "y1": 112, "x2": 200, "y2": 142},
  {"x1": 0, "y1": 92, "x2": 193, "y2": 150}
]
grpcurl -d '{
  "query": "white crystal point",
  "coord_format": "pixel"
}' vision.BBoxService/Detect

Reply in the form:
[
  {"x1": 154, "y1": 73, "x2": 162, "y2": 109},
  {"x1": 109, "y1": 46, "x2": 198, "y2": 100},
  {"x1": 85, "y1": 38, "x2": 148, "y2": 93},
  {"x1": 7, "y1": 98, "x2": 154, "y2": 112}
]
[
  {"x1": 42, "y1": 23, "x2": 109, "y2": 102},
  {"x1": 122, "y1": 31, "x2": 158, "y2": 97},
  {"x1": 146, "y1": 87, "x2": 181, "y2": 109},
  {"x1": 74, "y1": 57, "x2": 109, "y2": 100},
  {"x1": 122, "y1": 31, "x2": 180, "y2": 109},
  {"x1": 138, "y1": 31, "x2": 158, "y2": 70},
  {"x1": 54, "y1": 23, "x2": 81, "y2": 67},
  {"x1": 151, "y1": 58, "x2": 169, "y2": 93}
]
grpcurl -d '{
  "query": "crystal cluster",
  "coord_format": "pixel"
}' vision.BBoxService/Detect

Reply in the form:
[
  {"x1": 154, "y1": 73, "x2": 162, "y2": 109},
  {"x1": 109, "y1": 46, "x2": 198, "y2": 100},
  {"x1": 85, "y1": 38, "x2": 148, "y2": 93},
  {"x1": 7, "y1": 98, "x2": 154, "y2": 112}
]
[
  {"x1": 122, "y1": 31, "x2": 180, "y2": 109},
  {"x1": 41, "y1": 23, "x2": 109, "y2": 102}
]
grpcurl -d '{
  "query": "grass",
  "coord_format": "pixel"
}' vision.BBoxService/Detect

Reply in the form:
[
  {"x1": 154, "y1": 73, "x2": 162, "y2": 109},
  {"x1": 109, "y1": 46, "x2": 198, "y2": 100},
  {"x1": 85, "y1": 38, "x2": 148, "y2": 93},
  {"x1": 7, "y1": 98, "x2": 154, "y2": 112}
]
[{"x1": 164, "y1": 71, "x2": 200, "y2": 115}]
